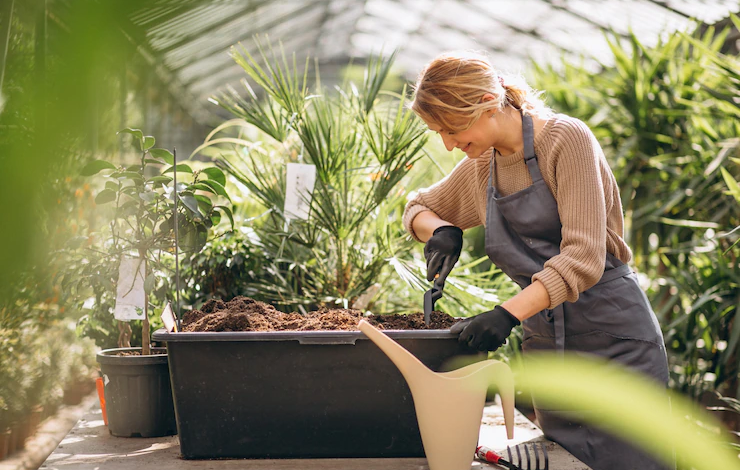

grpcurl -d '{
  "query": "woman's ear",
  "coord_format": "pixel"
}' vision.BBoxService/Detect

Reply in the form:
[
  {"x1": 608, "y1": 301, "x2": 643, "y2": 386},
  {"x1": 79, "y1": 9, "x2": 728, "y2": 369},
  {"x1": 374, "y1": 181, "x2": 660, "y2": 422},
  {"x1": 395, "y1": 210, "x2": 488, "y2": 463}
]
[{"x1": 481, "y1": 93, "x2": 497, "y2": 103}]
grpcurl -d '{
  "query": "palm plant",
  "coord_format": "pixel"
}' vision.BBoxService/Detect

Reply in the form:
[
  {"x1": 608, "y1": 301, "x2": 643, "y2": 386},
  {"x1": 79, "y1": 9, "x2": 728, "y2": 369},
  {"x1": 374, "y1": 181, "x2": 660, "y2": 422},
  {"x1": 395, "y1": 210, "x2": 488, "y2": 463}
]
[{"x1": 195, "y1": 44, "x2": 427, "y2": 313}]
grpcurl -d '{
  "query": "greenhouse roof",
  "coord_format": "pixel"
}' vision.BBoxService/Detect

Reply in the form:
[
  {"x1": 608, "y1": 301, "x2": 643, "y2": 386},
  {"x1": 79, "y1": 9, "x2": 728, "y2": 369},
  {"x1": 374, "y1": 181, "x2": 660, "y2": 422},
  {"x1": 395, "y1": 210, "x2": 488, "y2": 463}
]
[{"x1": 129, "y1": 0, "x2": 740, "y2": 125}]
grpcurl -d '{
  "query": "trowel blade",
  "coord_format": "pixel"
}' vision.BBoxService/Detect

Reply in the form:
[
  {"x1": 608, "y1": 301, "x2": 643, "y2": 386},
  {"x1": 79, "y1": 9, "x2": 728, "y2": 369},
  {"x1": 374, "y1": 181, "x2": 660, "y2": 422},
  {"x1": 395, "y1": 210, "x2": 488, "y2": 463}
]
[{"x1": 423, "y1": 288, "x2": 433, "y2": 326}]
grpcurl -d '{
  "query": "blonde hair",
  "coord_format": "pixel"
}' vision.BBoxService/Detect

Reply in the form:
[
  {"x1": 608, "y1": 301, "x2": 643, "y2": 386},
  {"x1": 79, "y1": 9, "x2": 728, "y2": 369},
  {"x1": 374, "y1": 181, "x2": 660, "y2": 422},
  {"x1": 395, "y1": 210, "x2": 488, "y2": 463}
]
[{"x1": 410, "y1": 51, "x2": 551, "y2": 132}]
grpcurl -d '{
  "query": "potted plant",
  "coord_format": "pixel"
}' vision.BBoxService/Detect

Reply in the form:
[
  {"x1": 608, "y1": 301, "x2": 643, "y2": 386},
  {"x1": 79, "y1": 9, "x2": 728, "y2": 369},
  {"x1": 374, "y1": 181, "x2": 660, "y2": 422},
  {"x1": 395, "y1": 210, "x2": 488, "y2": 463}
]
[
  {"x1": 153, "y1": 44, "x2": 491, "y2": 459},
  {"x1": 82, "y1": 129, "x2": 232, "y2": 437}
]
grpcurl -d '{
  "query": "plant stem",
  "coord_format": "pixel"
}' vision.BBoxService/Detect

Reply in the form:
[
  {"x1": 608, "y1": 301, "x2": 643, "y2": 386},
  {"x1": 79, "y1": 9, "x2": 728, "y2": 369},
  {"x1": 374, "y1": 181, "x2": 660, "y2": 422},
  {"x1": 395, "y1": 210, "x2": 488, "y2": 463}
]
[{"x1": 139, "y1": 249, "x2": 150, "y2": 356}]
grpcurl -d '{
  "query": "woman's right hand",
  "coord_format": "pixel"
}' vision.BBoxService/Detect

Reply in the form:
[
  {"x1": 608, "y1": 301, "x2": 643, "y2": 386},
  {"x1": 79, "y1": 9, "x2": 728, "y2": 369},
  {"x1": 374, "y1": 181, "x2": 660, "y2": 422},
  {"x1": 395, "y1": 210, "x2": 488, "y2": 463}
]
[{"x1": 423, "y1": 225, "x2": 463, "y2": 288}]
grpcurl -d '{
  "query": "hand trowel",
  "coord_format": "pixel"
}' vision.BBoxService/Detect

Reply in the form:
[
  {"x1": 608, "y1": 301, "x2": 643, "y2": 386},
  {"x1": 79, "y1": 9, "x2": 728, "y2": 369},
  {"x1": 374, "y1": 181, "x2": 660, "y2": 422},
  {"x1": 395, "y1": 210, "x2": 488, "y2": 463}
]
[{"x1": 423, "y1": 277, "x2": 445, "y2": 326}]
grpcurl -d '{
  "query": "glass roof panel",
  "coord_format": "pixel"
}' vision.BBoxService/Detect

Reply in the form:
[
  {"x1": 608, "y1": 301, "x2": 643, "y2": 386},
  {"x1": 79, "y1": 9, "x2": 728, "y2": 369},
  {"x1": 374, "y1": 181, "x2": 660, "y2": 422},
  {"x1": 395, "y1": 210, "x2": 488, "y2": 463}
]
[{"x1": 128, "y1": 0, "x2": 739, "y2": 126}]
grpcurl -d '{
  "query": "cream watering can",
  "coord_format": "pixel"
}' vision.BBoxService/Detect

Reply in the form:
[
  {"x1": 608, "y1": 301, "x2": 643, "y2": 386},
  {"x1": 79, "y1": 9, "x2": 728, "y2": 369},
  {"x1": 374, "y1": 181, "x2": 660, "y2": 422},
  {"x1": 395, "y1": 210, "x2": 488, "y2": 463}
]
[{"x1": 358, "y1": 319, "x2": 515, "y2": 470}]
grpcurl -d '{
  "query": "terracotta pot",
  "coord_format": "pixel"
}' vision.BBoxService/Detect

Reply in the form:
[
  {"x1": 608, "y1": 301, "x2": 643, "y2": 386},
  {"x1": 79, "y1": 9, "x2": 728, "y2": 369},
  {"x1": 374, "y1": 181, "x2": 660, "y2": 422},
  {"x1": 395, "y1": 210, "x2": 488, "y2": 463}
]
[
  {"x1": 7, "y1": 422, "x2": 19, "y2": 455},
  {"x1": 16, "y1": 416, "x2": 32, "y2": 451},
  {"x1": 29, "y1": 406, "x2": 43, "y2": 436},
  {"x1": 63, "y1": 379, "x2": 95, "y2": 406},
  {"x1": 0, "y1": 428, "x2": 10, "y2": 461}
]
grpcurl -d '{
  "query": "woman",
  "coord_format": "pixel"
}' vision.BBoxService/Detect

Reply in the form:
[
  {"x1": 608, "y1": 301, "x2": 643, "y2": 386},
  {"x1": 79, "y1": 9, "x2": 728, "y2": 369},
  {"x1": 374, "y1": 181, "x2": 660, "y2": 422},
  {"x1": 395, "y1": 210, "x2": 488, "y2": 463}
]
[{"x1": 404, "y1": 51, "x2": 671, "y2": 470}]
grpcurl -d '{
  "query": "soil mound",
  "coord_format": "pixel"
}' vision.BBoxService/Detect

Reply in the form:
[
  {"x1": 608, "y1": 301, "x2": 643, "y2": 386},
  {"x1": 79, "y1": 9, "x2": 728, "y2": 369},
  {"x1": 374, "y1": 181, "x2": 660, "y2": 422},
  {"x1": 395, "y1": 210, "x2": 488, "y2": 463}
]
[{"x1": 180, "y1": 296, "x2": 461, "y2": 332}]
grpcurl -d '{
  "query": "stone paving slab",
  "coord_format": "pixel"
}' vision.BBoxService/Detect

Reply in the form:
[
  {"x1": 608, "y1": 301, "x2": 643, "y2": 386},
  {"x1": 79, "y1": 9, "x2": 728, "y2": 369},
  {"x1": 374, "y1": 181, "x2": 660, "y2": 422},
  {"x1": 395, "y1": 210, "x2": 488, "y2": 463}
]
[{"x1": 39, "y1": 399, "x2": 590, "y2": 470}]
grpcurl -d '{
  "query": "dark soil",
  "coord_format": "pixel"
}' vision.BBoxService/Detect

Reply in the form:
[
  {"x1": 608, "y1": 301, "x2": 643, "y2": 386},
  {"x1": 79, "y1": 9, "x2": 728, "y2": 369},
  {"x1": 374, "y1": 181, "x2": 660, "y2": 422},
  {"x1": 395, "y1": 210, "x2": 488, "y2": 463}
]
[
  {"x1": 181, "y1": 296, "x2": 461, "y2": 332},
  {"x1": 116, "y1": 351, "x2": 141, "y2": 356}
]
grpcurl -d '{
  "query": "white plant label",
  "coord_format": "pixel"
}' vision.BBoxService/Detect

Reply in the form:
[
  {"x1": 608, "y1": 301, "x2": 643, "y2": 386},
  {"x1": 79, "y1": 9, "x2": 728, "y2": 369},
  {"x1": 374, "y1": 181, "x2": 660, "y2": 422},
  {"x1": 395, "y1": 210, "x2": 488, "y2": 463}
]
[
  {"x1": 284, "y1": 163, "x2": 316, "y2": 220},
  {"x1": 114, "y1": 257, "x2": 146, "y2": 321},
  {"x1": 160, "y1": 301, "x2": 178, "y2": 332}
]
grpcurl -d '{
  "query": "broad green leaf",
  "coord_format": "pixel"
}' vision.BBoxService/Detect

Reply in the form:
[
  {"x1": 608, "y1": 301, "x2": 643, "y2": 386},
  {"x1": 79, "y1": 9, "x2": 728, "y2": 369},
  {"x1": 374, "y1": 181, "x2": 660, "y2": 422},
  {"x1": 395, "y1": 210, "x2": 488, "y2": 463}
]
[
  {"x1": 138, "y1": 191, "x2": 158, "y2": 203},
  {"x1": 116, "y1": 171, "x2": 145, "y2": 182},
  {"x1": 118, "y1": 128, "x2": 143, "y2": 140},
  {"x1": 164, "y1": 164, "x2": 194, "y2": 174},
  {"x1": 199, "y1": 179, "x2": 230, "y2": 201},
  {"x1": 179, "y1": 194, "x2": 202, "y2": 217},
  {"x1": 210, "y1": 210, "x2": 222, "y2": 227},
  {"x1": 214, "y1": 204, "x2": 234, "y2": 230},
  {"x1": 118, "y1": 128, "x2": 144, "y2": 149},
  {"x1": 81, "y1": 160, "x2": 117, "y2": 176},
  {"x1": 94, "y1": 189, "x2": 117, "y2": 205},
  {"x1": 143, "y1": 136, "x2": 155, "y2": 151},
  {"x1": 144, "y1": 273, "x2": 155, "y2": 294},
  {"x1": 149, "y1": 148, "x2": 175, "y2": 165},
  {"x1": 148, "y1": 176, "x2": 173, "y2": 185},
  {"x1": 202, "y1": 167, "x2": 226, "y2": 187},
  {"x1": 188, "y1": 182, "x2": 215, "y2": 194}
]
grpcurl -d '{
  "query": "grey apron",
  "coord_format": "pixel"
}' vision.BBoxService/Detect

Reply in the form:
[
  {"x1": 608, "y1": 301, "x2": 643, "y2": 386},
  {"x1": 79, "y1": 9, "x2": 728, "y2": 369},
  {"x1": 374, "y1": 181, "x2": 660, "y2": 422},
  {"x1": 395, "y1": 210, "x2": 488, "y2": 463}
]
[{"x1": 485, "y1": 112, "x2": 671, "y2": 470}]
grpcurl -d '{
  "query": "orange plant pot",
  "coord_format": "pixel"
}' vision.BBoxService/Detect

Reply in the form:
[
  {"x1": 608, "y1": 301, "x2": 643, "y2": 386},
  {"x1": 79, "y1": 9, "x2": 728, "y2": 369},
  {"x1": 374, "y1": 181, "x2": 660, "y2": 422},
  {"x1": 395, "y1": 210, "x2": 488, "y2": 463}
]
[{"x1": 96, "y1": 377, "x2": 108, "y2": 426}]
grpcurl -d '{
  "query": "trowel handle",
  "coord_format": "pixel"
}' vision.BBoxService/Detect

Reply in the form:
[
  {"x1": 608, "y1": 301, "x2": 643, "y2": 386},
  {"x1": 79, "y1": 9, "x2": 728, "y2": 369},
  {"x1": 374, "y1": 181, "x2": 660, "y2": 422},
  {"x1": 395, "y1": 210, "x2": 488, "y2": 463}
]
[{"x1": 431, "y1": 278, "x2": 444, "y2": 302}]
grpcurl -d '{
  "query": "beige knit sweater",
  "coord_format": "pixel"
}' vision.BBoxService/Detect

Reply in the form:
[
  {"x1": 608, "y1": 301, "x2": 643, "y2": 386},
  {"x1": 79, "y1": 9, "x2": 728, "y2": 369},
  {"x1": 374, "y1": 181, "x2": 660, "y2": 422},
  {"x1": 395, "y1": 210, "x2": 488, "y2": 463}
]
[{"x1": 403, "y1": 114, "x2": 632, "y2": 309}]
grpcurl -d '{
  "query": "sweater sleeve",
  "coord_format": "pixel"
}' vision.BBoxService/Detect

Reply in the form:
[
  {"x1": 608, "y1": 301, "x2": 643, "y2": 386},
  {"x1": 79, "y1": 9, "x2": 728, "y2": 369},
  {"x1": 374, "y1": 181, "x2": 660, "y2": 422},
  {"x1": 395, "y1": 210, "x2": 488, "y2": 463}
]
[
  {"x1": 402, "y1": 157, "x2": 483, "y2": 241},
  {"x1": 532, "y1": 119, "x2": 607, "y2": 308}
]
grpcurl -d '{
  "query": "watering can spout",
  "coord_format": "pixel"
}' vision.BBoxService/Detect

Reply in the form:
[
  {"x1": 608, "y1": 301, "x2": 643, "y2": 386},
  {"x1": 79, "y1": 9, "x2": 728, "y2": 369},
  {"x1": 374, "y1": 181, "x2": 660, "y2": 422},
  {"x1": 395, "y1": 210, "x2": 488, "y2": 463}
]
[{"x1": 358, "y1": 319, "x2": 515, "y2": 470}]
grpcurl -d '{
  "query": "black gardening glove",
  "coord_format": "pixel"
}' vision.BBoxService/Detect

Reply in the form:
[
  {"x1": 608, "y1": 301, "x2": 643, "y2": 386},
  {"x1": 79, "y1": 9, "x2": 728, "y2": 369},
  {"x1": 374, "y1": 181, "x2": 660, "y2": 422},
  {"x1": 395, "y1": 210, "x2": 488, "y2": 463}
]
[
  {"x1": 450, "y1": 306, "x2": 521, "y2": 352},
  {"x1": 424, "y1": 225, "x2": 463, "y2": 288}
]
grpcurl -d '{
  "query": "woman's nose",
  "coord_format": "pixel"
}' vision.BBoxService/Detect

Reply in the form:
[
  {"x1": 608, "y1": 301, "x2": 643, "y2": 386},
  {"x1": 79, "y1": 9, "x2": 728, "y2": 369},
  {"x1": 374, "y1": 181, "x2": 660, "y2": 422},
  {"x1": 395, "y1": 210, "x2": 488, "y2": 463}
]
[{"x1": 441, "y1": 133, "x2": 456, "y2": 152}]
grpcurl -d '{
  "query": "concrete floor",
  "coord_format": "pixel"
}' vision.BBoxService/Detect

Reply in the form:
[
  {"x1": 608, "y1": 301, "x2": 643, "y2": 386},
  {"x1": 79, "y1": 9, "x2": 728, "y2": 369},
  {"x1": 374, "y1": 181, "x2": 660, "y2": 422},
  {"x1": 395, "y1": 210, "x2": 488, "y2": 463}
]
[{"x1": 38, "y1": 400, "x2": 590, "y2": 470}]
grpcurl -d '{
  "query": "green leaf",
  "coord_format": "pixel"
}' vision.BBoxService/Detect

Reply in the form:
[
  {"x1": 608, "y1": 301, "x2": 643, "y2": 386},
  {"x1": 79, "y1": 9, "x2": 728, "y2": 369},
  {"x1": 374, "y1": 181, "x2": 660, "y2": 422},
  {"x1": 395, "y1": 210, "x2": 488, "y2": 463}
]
[
  {"x1": 720, "y1": 167, "x2": 740, "y2": 203},
  {"x1": 105, "y1": 181, "x2": 120, "y2": 191},
  {"x1": 144, "y1": 274, "x2": 155, "y2": 294},
  {"x1": 210, "y1": 210, "x2": 222, "y2": 227},
  {"x1": 215, "y1": 204, "x2": 234, "y2": 230},
  {"x1": 198, "y1": 179, "x2": 231, "y2": 201},
  {"x1": 81, "y1": 160, "x2": 117, "y2": 176},
  {"x1": 116, "y1": 171, "x2": 145, "y2": 182},
  {"x1": 164, "y1": 164, "x2": 194, "y2": 174},
  {"x1": 94, "y1": 189, "x2": 117, "y2": 205},
  {"x1": 118, "y1": 128, "x2": 143, "y2": 140},
  {"x1": 118, "y1": 128, "x2": 144, "y2": 149},
  {"x1": 149, "y1": 148, "x2": 175, "y2": 165},
  {"x1": 188, "y1": 182, "x2": 215, "y2": 193},
  {"x1": 148, "y1": 176, "x2": 173, "y2": 186},
  {"x1": 138, "y1": 191, "x2": 158, "y2": 203},
  {"x1": 202, "y1": 167, "x2": 226, "y2": 187},
  {"x1": 179, "y1": 194, "x2": 202, "y2": 217},
  {"x1": 143, "y1": 136, "x2": 155, "y2": 151}
]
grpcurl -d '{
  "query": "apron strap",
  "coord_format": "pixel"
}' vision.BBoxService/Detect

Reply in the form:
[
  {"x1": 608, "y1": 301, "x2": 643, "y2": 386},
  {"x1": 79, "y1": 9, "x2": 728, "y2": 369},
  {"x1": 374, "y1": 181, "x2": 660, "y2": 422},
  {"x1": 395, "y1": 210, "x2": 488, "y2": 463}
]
[
  {"x1": 521, "y1": 113, "x2": 543, "y2": 184},
  {"x1": 488, "y1": 149, "x2": 495, "y2": 189}
]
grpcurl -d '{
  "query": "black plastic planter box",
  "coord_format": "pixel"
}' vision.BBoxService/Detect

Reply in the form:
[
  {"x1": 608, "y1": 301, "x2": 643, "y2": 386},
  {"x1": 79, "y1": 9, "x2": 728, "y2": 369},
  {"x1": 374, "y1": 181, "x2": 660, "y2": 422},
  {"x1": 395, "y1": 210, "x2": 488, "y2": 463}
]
[{"x1": 152, "y1": 328, "x2": 481, "y2": 459}]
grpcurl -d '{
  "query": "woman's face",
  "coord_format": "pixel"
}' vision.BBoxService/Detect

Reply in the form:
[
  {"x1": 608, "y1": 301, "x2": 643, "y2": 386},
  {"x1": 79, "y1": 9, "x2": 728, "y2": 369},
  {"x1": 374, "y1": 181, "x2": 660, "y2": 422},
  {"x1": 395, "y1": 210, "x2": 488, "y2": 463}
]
[
  {"x1": 423, "y1": 112, "x2": 497, "y2": 159},
  {"x1": 420, "y1": 94, "x2": 502, "y2": 159}
]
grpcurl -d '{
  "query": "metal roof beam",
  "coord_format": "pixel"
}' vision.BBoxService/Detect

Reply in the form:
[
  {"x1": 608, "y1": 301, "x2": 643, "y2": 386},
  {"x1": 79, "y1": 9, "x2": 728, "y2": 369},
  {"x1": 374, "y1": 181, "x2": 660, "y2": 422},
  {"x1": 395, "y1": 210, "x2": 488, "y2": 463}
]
[
  {"x1": 460, "y1": 0, "x2": 584, "y2": 58},
  {"x1": 158, "y1": 0, "x2": 269, "y2": 55},
  {"x1": 540, "y1": 0, "x2": 630, "y2": 39},
  {"x1": 168, "y1": 0, "x2": 321, "y2": 74},
  {"x1": 645, "y1": 0, "x2": 693, "y2": 20},
  {"x1": 130, "y1": 2, "x2": 202, "y2": 28}
]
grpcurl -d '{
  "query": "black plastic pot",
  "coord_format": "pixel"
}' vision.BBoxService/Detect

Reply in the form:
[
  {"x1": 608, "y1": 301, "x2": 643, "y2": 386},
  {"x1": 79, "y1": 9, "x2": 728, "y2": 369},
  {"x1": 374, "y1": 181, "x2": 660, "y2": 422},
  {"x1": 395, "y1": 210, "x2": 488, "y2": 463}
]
[
  {"x1": 152, "y1": 328, "x2": 482, "y2": 459},
  {"x1": 96, "y1": 347, "x2": 177, "y2": 438}
]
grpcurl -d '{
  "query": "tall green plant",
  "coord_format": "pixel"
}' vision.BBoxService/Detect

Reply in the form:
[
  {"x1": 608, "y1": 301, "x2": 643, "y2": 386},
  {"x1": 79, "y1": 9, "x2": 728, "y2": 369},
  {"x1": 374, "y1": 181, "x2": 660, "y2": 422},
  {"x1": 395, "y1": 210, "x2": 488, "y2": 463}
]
[
  {"x1": 198, "y1": 46, "x2": 428, "y2": 313},
  {"x1": 530, "y1": 18, "x2": 740, "y2": 400},
  {"x1": 67, "y1": 129, "x2": 232, "y2": 353}
]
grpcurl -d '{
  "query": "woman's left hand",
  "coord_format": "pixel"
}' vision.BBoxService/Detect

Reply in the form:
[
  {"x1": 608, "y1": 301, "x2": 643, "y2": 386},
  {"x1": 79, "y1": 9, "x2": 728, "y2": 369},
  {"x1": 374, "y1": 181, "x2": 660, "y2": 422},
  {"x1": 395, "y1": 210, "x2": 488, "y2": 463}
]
[{"x1": 450, "y1": 306, "x2": 521, "y2": 351}]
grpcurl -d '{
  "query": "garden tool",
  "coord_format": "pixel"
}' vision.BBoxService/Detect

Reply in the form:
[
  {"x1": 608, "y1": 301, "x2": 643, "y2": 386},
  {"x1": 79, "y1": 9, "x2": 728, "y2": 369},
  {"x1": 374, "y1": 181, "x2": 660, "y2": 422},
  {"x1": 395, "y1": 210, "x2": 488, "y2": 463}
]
[
  {"x1": 358, "y1": 319, "x2": 515, "y2": 470},
  {"x1": 475, "y1": 443, "x2": 549, "y2": 470},
  {"x1": 423, "y1": 277, "x2": 444, "y2": 326}
]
